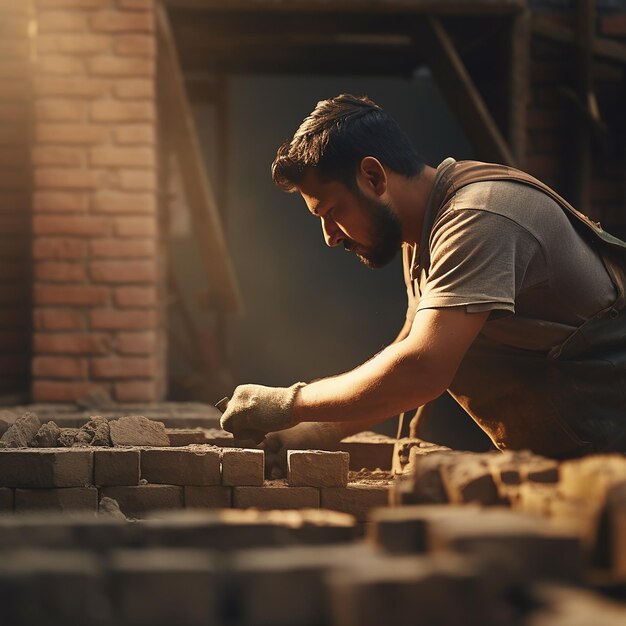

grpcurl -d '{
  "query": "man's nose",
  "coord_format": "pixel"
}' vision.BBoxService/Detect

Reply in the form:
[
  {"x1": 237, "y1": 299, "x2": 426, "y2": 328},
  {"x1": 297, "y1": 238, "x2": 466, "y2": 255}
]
[{"x1": 321, "y1": 217, "x2": 343, "y2": 247}]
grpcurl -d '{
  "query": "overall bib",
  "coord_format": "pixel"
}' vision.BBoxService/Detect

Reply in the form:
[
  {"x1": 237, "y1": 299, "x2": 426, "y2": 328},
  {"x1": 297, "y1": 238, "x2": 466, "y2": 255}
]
[{"x1": 407, "y1": 160, "x2": 626, "y2": 459}]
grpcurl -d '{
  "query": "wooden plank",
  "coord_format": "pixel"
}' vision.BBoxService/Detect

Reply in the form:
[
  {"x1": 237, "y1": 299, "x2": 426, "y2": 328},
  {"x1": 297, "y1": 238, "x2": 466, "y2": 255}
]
[
  {"x1": 164, "y1": 0, "x2": 526, "y2": 15},
  {"x1": 413, "y1": 16, "x2": 516, "y2": 166},
  {"x1": 157, "y1": 3, "x2": 242, "y2": 315},
  {"x1": 508, "y1": 7, "x2": 530, "y2": 166},
  {"x1": 532, "y1": 14, "x2": 626, "y2": 66}
]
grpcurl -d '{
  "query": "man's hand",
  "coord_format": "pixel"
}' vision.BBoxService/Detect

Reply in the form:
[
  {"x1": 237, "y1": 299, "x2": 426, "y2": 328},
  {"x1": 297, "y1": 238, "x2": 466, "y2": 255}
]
[
  {"x1": 219, "y1": 382, "x2": 306, "y2": 442},
  {"x1": 259, "y1": 422, "x2": 343, "y2": 478}
]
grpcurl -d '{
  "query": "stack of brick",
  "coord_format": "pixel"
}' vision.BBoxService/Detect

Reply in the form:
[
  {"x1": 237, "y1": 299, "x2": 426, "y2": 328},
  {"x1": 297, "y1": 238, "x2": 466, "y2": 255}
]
[
  {"x1": 31, "y1": 0, "x2": 164, "y2": 404},
  {"x1": 0, "y1": 0, "x2": 32, "y2": 399}
]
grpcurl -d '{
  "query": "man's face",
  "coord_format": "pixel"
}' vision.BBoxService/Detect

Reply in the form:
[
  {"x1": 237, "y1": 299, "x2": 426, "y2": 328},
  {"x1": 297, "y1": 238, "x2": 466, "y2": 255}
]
[{"x1": 297, "y1": 169, "x2": 402, "y2": 269}]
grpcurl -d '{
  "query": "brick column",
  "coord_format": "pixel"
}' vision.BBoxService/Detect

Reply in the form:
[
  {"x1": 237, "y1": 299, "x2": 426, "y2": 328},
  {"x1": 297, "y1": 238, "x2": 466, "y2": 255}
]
[
  {"x1": 31, "y1": 0, "x2": 164, "y2": 403},
  {"x1": 0, "y1": 0, "x2": 33, "y2": 399}
]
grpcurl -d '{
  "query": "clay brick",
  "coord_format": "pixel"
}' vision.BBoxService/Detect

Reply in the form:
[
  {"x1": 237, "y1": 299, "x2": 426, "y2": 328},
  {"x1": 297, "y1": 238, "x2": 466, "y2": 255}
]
[
  {"x1": 0, "y1": 78, "x2": 28, "y2": 102},
  {"x1": 117, "y1": 0, "x2": 153, "y2": 8},
  {"x1": 34, "y1": 168, "x2": 112, "y2": 191},
  {"x1": 33, "y1": 332, "x2": 112, "y2": 354},
  {"x1": 119, "y1": 169, "x2": 156, "y2": 190},
  {"x1": 90, "y1": 145, "x2": 155, "y2": 169},
  {"x1": 288, "y1": 450, "x2": 349, "y2": 488},
  {"x1": 440, "y1": 457, "x2": 502, "y2": 506},
  {"x1": 115, "y1": 286, "x2": 157, "y2": 308},
  {"x1": 141, "y1": 446, "x2": 221, "y2": 486},
  {"x1": 34, "y1": 261, "x2": 87, "y2": 282},
  {"x1": 33, "y1": 238, "x2": 86, "y2": 260},
  {"x1": 90, "y1": 10, "x2": 154, "y2": 33},
  {"x1": 15, "y1": 487, "x2": 98, "y2": 512},
  {"x1": 89, "y1": 55, "x2": 154, "y2": 77},
  {"x1": 167, "y1": 429, "x2": 206, "y2": 447},
  {"x1": 36, "y1": 123, "x2": 109, "y2": 145},
  {"x1": 114, "y1": 380, "x2": 158, "y2": 402},
  {"x1": 90, "y1": 238, "x2": 155, "y2": 258},
  {"x1": 38, "y1": 10, "x2": 89, "y2": 32},
  {"x1": 560, "y1": 455, "x2": 626, "y2": 505},
  {"x1": 233, "y1": 482, "x2": 320, "y2": 510},
  {"x1": 114, "y1": 78, "x2": 154, "y2": 100},
  {"x1": 33, "y1": 308, "x2": 85, "y2": 330},
  {"x1": 94, "y1": 448, "x2": 140, "y2": 486},
  {"x1": 34, "y1": 284, "x2": 109, "y2": 306},
  {"x1": 321, "y1": 484, "x2": 389, "y2": 521},
  {"x1": 116, "y1": 331, "x2": 156, "y2": 354},
  {"x1": 36, "y1": 0, "x2": 110, "y2": 9},
  {"x1": 32, "y1": 356, "x2": 88, "y2": 378},
  {"x1": 0, "y1": 487, "x2": 13, "y2": 512},
  {"x1": 114, "y1": 217, "x2": 156, "y2": 238},
  {"x1": 90, "y1": 308, "x2": 156, "y2": 329},
  {"x1": 222, "y1": 448, "x2": 264, "y2": 487},
  {"x1": 38, "y1": 55, "x2": 85, "y2": 76},
  {"x1": 340, "y1": 432, "x2": 394, "y2": 470},
  {"x1": 93, "y1": 191, "x2": 155, "y2": 214},
  {"x1": 185, "y1": 485, "x2": 232, "y2": 508},
  {"x1": 34, "y1": 76, "x2": 110, "y2": 98},
  {"x1": 32, "y1": 147, "x2": 86, "y2": 168},
  {"x1": 100, "y1": 485, "x2": 183, "y2": 517},
  {"x1": 37, "y1": 32, "x2": 111, "y2": 55},
  {"x1": 34, "y1": 215, "x2": 111, "y2": 238},
  {"x1": 114, "y1": 124, "x2": 155, "y2": 145},
  {"x1": 90, "y1": 260, "x2": 156, "y2": 283},
  {"x1": 0, "y1": 449, "x2": 93, "y2": 488},
  {"x1": 114, "y1": 34, "x2": 155, "y2": 57},
  {"x1": 90, "y1": 356, "x2": 155, "y2": 379},
  {"x1": 109, "y1": 549, "x2": 217, "y2": 625},
  {"x1": 90, "y1": 100, "x2": 154, "y2": 122},
  {"x1": 34, "y1": 189, "x2": 89, "y2": 213},
  {"x1": 32, "y1": 381, "x2": 110, "y2": 402},
  {"x1": 601, "y1": 14, "x2": 626, "y2": 36}
]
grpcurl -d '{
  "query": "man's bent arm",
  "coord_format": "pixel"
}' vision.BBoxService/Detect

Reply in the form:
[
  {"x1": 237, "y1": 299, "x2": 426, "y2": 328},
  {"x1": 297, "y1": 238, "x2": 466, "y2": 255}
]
[{"x1": 292, "y1": 306, "x2": 488, "y2": 425}]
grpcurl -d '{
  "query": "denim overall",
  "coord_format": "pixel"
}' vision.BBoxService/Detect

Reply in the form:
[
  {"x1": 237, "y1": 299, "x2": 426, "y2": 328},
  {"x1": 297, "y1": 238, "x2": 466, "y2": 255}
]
[{"x1": 408, "y1": 160, "x2": 626, "y2": 459}]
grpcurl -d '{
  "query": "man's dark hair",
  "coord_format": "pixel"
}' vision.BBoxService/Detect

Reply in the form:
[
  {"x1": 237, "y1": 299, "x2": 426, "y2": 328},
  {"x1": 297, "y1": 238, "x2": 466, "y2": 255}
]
[{"x1": 272, "y1": 94, "x2": 426, "y2": 192}]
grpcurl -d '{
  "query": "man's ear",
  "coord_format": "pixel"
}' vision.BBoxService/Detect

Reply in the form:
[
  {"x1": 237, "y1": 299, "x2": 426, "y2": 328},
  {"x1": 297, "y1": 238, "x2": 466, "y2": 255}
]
[{"x1": 357, "y1": 156, "x2": 387, "y2": 196}]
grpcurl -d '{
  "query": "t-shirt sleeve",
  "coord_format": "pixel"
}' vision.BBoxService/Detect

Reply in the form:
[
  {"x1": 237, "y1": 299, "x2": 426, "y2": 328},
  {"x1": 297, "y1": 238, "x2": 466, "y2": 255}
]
[{"x1": 417, "y1": 206, "x2": 544, "y2": 316}]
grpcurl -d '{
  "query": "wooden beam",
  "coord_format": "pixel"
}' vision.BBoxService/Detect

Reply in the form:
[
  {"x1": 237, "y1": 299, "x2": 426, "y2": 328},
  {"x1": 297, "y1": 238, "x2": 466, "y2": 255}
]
[
  {"x1": 164, "y1": 0, "x2": 526, "y2": 15},
  {"x1": 533, "y1": 14, "x2": 626, "y2": 65},
  {"x1": 413, "y1": 16, "x2": 516, "y2": 166},
  {"x1": 157, "y1": 3, "x2": 243, "y2": 315},
  {"x1": 508, "y1": 7, "x2": 530, "y2": 165}
]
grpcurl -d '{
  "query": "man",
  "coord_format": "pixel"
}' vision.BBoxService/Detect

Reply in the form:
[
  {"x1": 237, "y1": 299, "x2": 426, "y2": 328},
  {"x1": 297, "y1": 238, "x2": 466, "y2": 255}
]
[{"x1": 220, "y1": 94, "x2": 626, "y2": 469}]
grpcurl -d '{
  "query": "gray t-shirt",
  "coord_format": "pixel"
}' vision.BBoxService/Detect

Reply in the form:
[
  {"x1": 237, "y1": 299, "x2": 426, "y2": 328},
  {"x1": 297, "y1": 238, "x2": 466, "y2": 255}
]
[{"x1": 405, "y1": 163, "x2": 617, "y2": 352}]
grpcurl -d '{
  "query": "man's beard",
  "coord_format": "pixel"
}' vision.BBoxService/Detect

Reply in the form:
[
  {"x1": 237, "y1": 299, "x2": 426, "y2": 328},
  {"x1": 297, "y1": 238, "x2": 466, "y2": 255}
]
[{"x1": 343, "y1": 192, "x2": 402, "y2": 269}]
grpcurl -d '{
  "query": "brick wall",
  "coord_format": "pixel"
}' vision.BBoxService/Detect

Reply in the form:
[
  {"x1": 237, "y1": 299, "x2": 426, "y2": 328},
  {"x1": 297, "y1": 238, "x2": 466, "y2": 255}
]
[
  {"x1": 0, "y1": 0, "x2": 33, "y2": 400},
  {"x1": 30, "y1": 0, "x2": 165, "y2": 403}
]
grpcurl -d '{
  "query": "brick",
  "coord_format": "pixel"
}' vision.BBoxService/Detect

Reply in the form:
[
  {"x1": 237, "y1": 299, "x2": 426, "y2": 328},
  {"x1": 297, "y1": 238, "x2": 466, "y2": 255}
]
[
  {"x1": 90, "y1": 356, "x2": 155, "y2": 379},
  {"x1": 37, "y1": 33, "x2": 111, "y2": 55},
  {"x1": 34, "y1": 168, "x2": 113, "y2": 191},
  {"x1": 601, "y1": 14, "x2": 626, "y2": 36},
  {"x1": 141, "y1": 446, "x2": 221, "y2": 486},
  {"x1": 114, "y1": 124, "x2": 155, "y2": 146},
  {"x1": 0, "y1": 126, "x2": 23, "y2": 146},
  {"x1": 89, "y1": 238, "x2": 155, "y2": 258},
  {"x1": 117, "y1": 0, "x2": 153, "y2": 9},
  {"x1": 114, "y1": 34, "x2": 155, "y2": 57},
  {"x1": 185, "y1": 486, "x2": 232, "y2": 508},
  {"x1": 114, "y1": 216, "x2": 156, "y2": 237},
  {"x1": 166, "y1": 429, "x2": 207, "y2": 447},
  {"x1": 222, "y1": 448, "x2": 264, "y2": 487},
  {"x1": 38, "y1": 10, "x2": 89, "y2": 32},
  {"x1": 32, "y1": 147, "x2": 85, "y2": 168},
  {"x1": 34, "y1": 284, "x2": 109, "y2": 306},
  {"x1": 34, "y1": 215, "x2": 111, "y2": 237},
  {"x1": 15, "y1": 488, "x2": 98, "y2": 512},
  {"x1": 36, "y1": 0, "x2": 110, "y2": 8},
  {"x1": 0, "y1": 60, "x2": 28, "y2": 79},
  {"x1": 340, "y1": 432, "x2": 394, "y2": 470},
  {"x1": 90, "y1": 10, "x2": 154, "y2": 33},
  {"x1": 0, "y1": 79, "x2": 28, "y2": 102},
  {"x1": 94, "y1": 448, "x2": 140, "y2": 486},
  {"x1": 32, "y1": 380, "x2": 110, "y2": 402},
  {"x1": 91, "y1": 100, "x2": 154, "y2": 122},
  {"x1": 100, "y1": 485, "x2": 183, "y2": 517},
  {"x1": 33, "y1": 238, "x2": 87, "y2": 260},
  {"x1": 93, "y1": 191, "x2": 156, "y2": 213},
  {"x1": 35, "y1": 98, "x2": 85, "y2": 122},
  {"x1": 36, "y1": 123, "x2": 109, "y2": 145},
  {"x1": 115, "y1": 380, "x2": 158, "y2": 402},
  {"x1": 114, "y1": 287, "x2": 157, "y2": 308},
  {"x1": 0, "y1": 487, "x2": 13, "y2": 512},
  {"x1": 0, "y1": 41, "x2": 29, "y2": 61},
  {"x1": 38, "y1": 55, "x2": 85, "y2": 75},
  {"x1": 440, "y1": 457, "x2": 502, "y2": 506},
  {"x1": 90, "y1": 260, "x2": 156, "y2": 284},
  {"x1": 34, "y1": 261, "x2": 87, "y2": 282},
  {"x1": 0, "y1": 16, "x2": 28, "y2": 37},
  {"x1": 34, "y1": 308, "x2": 86, "y2": 330},
  {"x1": 90, "y1": 308, "x2": 156, "y2": 329},
  {"x1": 115, "y1": 331, "x2": 155, "y2": 355},
  {"x1": 34, "y1": 190, "x2": 89, "y2": 213},
  {"x1": 234, "y1": 482, "x2": 320, "y2": 510},
  {"x1": 0, "y1": 103, "x2": 27, "y2": 125},
  {"x1": 560, "y1": 455, "x2": 626, "y2": 505},
  {"x1": 109, "y1": 549, "x2": 217, "y2": 625},
  {"x1": 120, "y1": 168, "x2": 157, "y2": 191},
  {"x1": 33, "y1": 332, "x2": 112, "y2": 354},
  {"x1": 90, "y1": 145, "x2": 155, "y2": 169},
  {"x1": 34, "y1": 76, "x2": 110, "y2": 98},
  {"x1": 89, "y1": 55, "x2": 154, "y2": 77},
  {"x1": 0, "y1": 449, "x2": 93, "y2": 488},
  {"x1": 114, "y1": 78, "x2": 154, "y2": 100},
  {"x1": 104, "y1": 414, "x2": 164, "y2": 446},
  {"x1": 32, "y1": 356, "x2": 88, "y2": 378},
  {"x1": 288, "y1": 450, "x2": 349, "y2": 488},
  {"x1": 321, "y1": 484, "x2": 389, "y2": 521}
]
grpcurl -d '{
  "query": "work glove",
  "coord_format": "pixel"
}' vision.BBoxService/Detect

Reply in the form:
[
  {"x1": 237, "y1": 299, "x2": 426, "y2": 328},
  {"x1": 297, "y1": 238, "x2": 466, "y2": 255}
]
[{"x1": 219, "y1": 382, "x2": 306, "y2": 443}]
